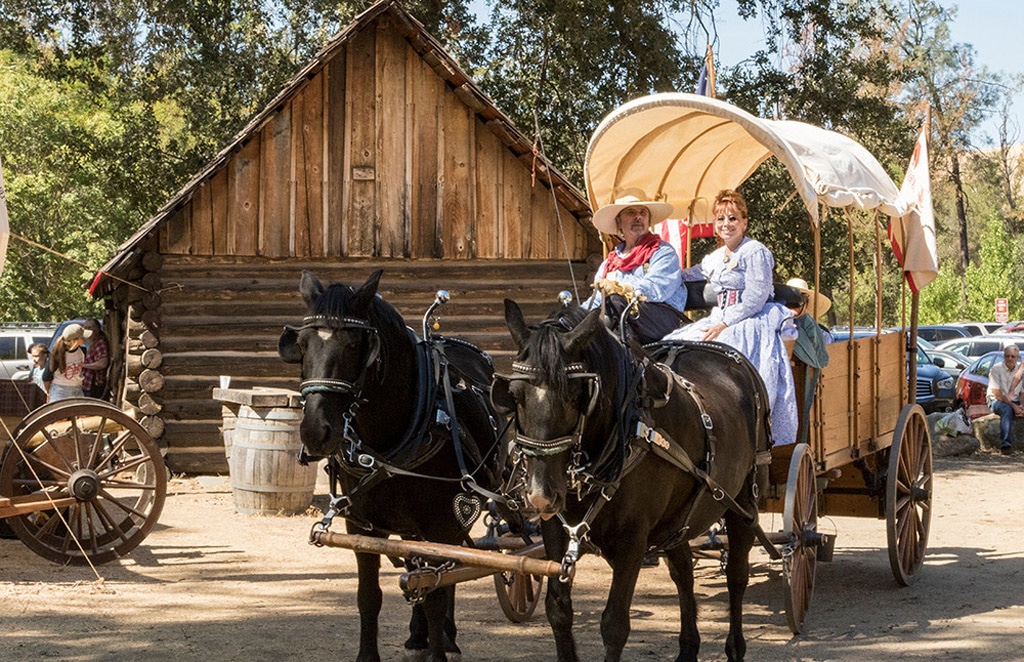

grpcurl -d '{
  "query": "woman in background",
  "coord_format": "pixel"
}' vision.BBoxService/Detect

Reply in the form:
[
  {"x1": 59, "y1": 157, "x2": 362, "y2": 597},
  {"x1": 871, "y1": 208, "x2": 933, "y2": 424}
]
[{"x1": 43, "y1": 323, "x2": 90, "y2": 402}]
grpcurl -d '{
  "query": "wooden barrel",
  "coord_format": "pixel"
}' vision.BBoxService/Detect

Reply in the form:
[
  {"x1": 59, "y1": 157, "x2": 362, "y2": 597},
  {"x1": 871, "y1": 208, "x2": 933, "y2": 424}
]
[
  {"x1": 228, "y1": 405, "x2": 317, "y2": 515},
  {"x1": 220, "y1": 405, "x2": 237, "y2": 460}
]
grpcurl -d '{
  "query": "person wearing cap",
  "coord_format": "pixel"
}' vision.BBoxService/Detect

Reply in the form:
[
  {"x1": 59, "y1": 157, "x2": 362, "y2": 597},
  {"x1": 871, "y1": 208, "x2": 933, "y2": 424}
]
[
  {"x1": 664, "y1": 189, "x2": 798, "y2": 445},
  {"x1": 82, "y1": 319, "x2": 111, "y2": 399},
  {"x1": 784, "y1": 277, "x2": 832, "y2": 444},
  {"x1": 43, "y1": 322, "x2": 92, "y2": 402},
  {"x1": 584, "y1": 188, "x2": 688, "y2": 343}
]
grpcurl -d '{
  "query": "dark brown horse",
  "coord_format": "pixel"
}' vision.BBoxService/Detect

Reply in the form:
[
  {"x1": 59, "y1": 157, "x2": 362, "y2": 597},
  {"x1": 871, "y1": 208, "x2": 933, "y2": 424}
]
[
  {"x1": 493, "y1": 300, "x2": 770, "y2": 662},
  {"x1": 279, "y1": 270, "x2": 508, "y2": 662}
]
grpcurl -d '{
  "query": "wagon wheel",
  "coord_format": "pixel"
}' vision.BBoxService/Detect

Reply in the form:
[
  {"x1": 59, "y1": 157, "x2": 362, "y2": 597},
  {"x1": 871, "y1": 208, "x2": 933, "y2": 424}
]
[
  {"x1": 782, "y1": 442, "x2": 818, "y2": 635},
  {"x1": 494, "y1": 569, "x2": 543, "y2": 622},
  {"x1": 0, "y1": 398, "x2": 167, "y2": 565},
  {"x1": 886, "y1": 404, "x2": 932, "y2": 586}
]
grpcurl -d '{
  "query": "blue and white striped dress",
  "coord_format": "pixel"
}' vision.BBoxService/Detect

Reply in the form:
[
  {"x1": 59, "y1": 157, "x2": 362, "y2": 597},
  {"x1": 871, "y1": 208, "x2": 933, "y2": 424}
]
[{"x1": 664, "y1": 237, "x2": 798, "y2": 445}]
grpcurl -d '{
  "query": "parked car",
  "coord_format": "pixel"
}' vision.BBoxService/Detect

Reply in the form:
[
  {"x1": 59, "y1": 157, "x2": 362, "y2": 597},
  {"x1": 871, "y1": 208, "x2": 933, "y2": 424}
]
[
  {"x1": 956, "y1": 322, "x2": 1002, "y2": 335},
  {"x1": 956, "y1": 351, "x2": 1004, "y2": 419},
  {"x1": 916, "y1": 325, "x2": 973, "y2": 343},
  {"x1": 935, "y1": 334, "x2": 1024, "y2": 359},
  {"x1": 996, "y1": 320, "x2": 1024, "y2": 334},
  {"x1": 914, "y1": 345, "x2": 957, "y2": 413},
  {"x1": 0, "y1": 323, "x2": 58, "y2": 380},
  {"x1": 927, "y1": 348, "x2": 971, "y2": 378}
]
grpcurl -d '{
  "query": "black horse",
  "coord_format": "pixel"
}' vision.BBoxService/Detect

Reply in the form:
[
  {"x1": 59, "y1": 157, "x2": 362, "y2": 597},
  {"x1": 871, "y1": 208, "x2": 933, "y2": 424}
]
[
  {"x1": 279, "y1": 270, "x2": 507, "y2": 662},
  {"x1": 494, "y1": 300, "x2": 771, "y2": 662}
]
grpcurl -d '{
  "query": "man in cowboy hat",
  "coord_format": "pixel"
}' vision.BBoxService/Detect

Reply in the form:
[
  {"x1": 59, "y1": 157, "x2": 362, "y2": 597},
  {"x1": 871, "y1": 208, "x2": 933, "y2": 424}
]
[{"x1": 584, "y1": 188, "x2": 688, "y2": 343}]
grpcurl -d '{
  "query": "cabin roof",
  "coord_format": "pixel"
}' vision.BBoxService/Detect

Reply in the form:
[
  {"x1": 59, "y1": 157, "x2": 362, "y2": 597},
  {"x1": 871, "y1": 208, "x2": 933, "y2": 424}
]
[{"x1": 92, "y1": 0, "x2": 591, "y2": 296}]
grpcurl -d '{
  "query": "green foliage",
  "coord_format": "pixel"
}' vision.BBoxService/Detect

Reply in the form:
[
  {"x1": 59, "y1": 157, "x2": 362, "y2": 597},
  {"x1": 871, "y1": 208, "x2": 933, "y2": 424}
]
[{"x1": 0, "y1": 0, "x2": 1017, "y2": 333}]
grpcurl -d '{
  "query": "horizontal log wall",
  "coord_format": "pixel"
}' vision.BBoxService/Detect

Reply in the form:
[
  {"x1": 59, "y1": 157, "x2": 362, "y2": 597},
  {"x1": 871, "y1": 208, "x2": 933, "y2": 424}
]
[
  {"x1": 151, "y1": 256, "x2": 592, "y2": 474},
  {"x1": 159, "y1": 14, "x2": 595, "y2": 262}
]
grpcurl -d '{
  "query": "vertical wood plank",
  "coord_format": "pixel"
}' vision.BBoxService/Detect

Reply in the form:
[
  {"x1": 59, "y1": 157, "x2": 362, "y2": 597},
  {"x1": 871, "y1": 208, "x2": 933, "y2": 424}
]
[
  {"x1": 376, "y1": 20, "x2": 407, "y2": 257},
  {"x1": 347, "y1": 27, "x2": 377, "y2": 256},
  {"x1": 326, "y1": 53, "x2": 347, "y2": 256},
  {"x1": 529, "y1": 181, "x2": 551, "y2": 259},
  {"x1": 441, "y1": 89, "x2": 473, "y2": 258},
  {"x1": 474, "y1": 120, "x2": 500, "y2": 258},
  {"x1": 228, "y1": 137, "x2": 260, "y2": 256},
  {"x1": 260, "y1": 107, "x2": 292, "y2": 257},
  {"x1": 192, "y1": 181, "x2": 214, "y2": 255},
  {"x1": 501, "y1": 150, "x2": 525, "y2": 259},
  {"x1": 408, "y1": 54, "x2": 442, "y2": 258},
  {"x1": 160, "y1": 207, "x2": 191, "y2": 254},
  {"x1": 293, "y1": 77, "x2": 325, "y2": 257},
  {"x1": 211, "y1": 168, "x2": 228, "y2": 255}
]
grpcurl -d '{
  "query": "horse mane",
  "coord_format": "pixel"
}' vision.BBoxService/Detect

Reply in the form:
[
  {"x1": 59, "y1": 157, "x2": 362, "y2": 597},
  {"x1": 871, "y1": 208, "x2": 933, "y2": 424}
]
[
  {"x1": 313, "y1": 282, "x2": 406, "y2": 332},
  {"x1": 523, "y1": 305, "x2": 620, "y2": 391},
  {"x1": 312, "y1": 282, "x2": 408, "y2": 375}
]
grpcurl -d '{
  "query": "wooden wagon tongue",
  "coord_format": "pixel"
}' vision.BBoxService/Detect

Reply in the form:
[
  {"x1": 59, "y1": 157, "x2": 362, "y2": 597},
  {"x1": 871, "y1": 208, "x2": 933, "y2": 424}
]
[{"x1": 309, "y1": 530, "x2": 562, "y2": 580}]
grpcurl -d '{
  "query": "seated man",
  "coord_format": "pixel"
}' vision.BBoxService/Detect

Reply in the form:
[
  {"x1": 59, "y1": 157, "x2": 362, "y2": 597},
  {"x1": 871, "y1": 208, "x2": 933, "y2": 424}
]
[
  {"x1": 987, "y1": 345, "x2": 1023, "y2": 455},
  {"x1": 583, "y1": 189, "x2": 689, "y2": 343}
]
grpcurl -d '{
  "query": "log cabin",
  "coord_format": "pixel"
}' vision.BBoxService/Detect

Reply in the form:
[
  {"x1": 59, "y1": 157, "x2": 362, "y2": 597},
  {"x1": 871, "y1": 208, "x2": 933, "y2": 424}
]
[{"x1": 90, "y1": 0, "x2": 600, "y2": 473}]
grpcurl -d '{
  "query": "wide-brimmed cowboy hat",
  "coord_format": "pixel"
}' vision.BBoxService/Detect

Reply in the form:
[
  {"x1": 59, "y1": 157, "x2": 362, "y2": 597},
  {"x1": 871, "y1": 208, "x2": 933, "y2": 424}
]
[
  {"x1": 591, "y1": 188, "x2": 674, "y2": 235},
  {"x1": 786, "y1": 278, "x2": 832, "y2": 318}
]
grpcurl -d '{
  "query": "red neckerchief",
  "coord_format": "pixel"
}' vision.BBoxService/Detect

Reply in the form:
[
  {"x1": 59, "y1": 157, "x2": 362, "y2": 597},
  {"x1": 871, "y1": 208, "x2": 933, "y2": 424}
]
[{"x1": 600, "y1": 232, "x2": 660, "y2": 278}]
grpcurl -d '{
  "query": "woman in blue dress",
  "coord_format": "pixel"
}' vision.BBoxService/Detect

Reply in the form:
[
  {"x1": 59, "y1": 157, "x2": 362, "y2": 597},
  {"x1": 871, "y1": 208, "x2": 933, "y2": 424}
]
[{"x1": 664, "y1": 189, "x2": 798, "y2": 445}]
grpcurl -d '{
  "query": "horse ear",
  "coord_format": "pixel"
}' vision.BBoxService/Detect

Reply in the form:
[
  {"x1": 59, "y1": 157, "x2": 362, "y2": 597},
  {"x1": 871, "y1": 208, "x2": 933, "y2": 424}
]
[
  {"x1": 278, "y1": 327, "x2": 303, "y2": 364},
  {"x1": 351, "y1": 269, "x2": 383, "y2": 313},
  {"x1": 504, "y1": 299, "x2": 531, "y2": 349},
  {"x1": 565, "y1": 308, "x2": 604, "y2": 355},
  {"x1": 299, "y1": 270, "x2": 325, "y2": 308}
]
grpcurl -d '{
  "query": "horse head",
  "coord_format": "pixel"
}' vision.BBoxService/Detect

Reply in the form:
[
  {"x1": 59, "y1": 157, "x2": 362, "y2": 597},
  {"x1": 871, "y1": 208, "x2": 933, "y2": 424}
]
[
  {"x1": 495, "y1": 299, "x2": 617, "y2": 518},
  {"x1": 279, "y1": 269, "x2": 406, "y2": 459}
]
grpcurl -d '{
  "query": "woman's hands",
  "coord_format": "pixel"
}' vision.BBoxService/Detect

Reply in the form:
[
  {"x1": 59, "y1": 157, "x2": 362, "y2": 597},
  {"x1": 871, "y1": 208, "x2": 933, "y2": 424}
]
[{"x1": 701, "y1": 322, "x2": 727, "y2": 342}]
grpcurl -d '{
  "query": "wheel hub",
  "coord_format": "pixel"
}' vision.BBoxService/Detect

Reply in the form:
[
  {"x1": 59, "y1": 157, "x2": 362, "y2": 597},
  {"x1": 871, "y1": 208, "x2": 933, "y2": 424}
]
[{"x1": 68, "y1": 469, "x2": 101, "y2": 501}]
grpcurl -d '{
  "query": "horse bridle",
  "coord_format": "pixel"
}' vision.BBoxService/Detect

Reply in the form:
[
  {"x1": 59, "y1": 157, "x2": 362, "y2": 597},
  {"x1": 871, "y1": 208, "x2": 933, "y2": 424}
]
[
  {"x1": 497, "y1": 361, "x2": 601, "y2": 457},
  {"x1": 286, "y1": 314, "x2": 382, "y2": 401}
]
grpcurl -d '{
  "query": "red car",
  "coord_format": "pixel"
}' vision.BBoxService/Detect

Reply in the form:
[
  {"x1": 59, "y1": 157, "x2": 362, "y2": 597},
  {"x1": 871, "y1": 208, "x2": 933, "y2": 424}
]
[{"x1": 955, "y1": 351, "x2": 1003, "y2": 419}]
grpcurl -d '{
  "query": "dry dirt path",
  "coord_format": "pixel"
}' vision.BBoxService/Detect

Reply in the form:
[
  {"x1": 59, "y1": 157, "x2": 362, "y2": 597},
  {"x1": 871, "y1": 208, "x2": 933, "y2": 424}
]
[{"x1": 2, "y1": 454, "x2": 1023, "y2": 661}]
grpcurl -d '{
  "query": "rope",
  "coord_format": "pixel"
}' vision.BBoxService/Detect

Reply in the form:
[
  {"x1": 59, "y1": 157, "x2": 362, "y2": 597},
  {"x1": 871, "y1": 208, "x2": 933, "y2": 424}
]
[
  {"x1": 10, "y1": 232, "x2": 145, "y2": 291},
  {"x1": 531, "y1": 109, "x2": 581, "y2": 304}
]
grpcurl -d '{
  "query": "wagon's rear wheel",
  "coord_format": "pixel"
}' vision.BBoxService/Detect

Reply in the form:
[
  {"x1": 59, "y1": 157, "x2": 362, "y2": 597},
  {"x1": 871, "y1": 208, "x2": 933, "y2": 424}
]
[
  {"x1": 494, "y1": 569, "x2": 543, "y2": 623},
  {"x1": 0, "y1": 398, "x2": 167, "y2": 565},
  {"x1": 783, "y1": 442, "x2": 818, "y2": 635},
  {"x1": 887, "y1": 404, "x2": 932, "y2": 586}
]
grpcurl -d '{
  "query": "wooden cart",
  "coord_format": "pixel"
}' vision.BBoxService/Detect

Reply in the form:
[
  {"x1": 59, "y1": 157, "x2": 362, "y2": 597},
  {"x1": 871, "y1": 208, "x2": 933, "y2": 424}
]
[
  {"x1": 0, "y1": 393, "x2": 167, "y2": 565},
  {"x1": 584, "y1": 93, "x2": 936, "y2": 634}
]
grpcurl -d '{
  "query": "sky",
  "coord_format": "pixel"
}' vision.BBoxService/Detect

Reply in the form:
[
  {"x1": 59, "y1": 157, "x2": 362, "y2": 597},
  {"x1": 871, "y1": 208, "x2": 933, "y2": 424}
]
[
  {"x1": 712, "y1": 0, "x2": 1022, "y2": 145},
  {"x1": 468, "y1": 0, "x2": 1022, "y2": 145}
]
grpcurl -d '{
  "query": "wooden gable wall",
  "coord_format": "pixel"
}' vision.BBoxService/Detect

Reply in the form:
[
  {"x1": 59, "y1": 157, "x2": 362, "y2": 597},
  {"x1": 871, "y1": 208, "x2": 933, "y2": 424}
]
[{"x1": 159, "y1": 13, "x2": 595, "y2": 261}]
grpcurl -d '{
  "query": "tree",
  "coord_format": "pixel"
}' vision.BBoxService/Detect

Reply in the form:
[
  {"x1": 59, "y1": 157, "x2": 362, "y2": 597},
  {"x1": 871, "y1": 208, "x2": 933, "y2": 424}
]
[{"x1": 892, "y1": 0, "x2": 998, "y2": 282}]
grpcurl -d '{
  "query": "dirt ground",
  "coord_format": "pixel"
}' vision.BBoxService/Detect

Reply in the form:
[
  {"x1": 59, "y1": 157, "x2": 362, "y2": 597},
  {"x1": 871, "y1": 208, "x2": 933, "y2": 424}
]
[{"x1": 2, "y1": 452, "x2": 1022, "y2": 662}]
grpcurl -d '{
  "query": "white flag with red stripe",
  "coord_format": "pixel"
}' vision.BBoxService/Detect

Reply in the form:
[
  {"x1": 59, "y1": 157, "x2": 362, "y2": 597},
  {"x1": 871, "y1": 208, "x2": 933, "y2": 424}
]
[
  {"x1": 888, "y1": 126, "x2": 938, "y2": 292},
  {"x1": 653, "y1": 218, "x2": 715, "y2": 268}
]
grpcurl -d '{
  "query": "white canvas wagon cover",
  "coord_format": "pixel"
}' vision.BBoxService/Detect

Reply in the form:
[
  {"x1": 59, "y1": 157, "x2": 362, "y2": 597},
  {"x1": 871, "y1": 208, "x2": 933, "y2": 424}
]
[{"x1": 584, "y1": 92, "x2": 937, "y2": 288}]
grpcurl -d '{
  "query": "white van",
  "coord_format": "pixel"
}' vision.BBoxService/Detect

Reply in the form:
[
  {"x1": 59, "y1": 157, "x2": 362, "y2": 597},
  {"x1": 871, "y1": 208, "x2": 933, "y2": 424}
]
[{"x1": 0, "y1": 323, "x2": 58, "y2": 379}]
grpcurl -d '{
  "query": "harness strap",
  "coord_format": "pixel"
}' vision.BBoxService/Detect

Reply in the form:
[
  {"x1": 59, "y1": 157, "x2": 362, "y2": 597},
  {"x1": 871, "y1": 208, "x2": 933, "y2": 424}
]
[{"x1": 640, "y1": 423, "x2": 781, "y2": 560}]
